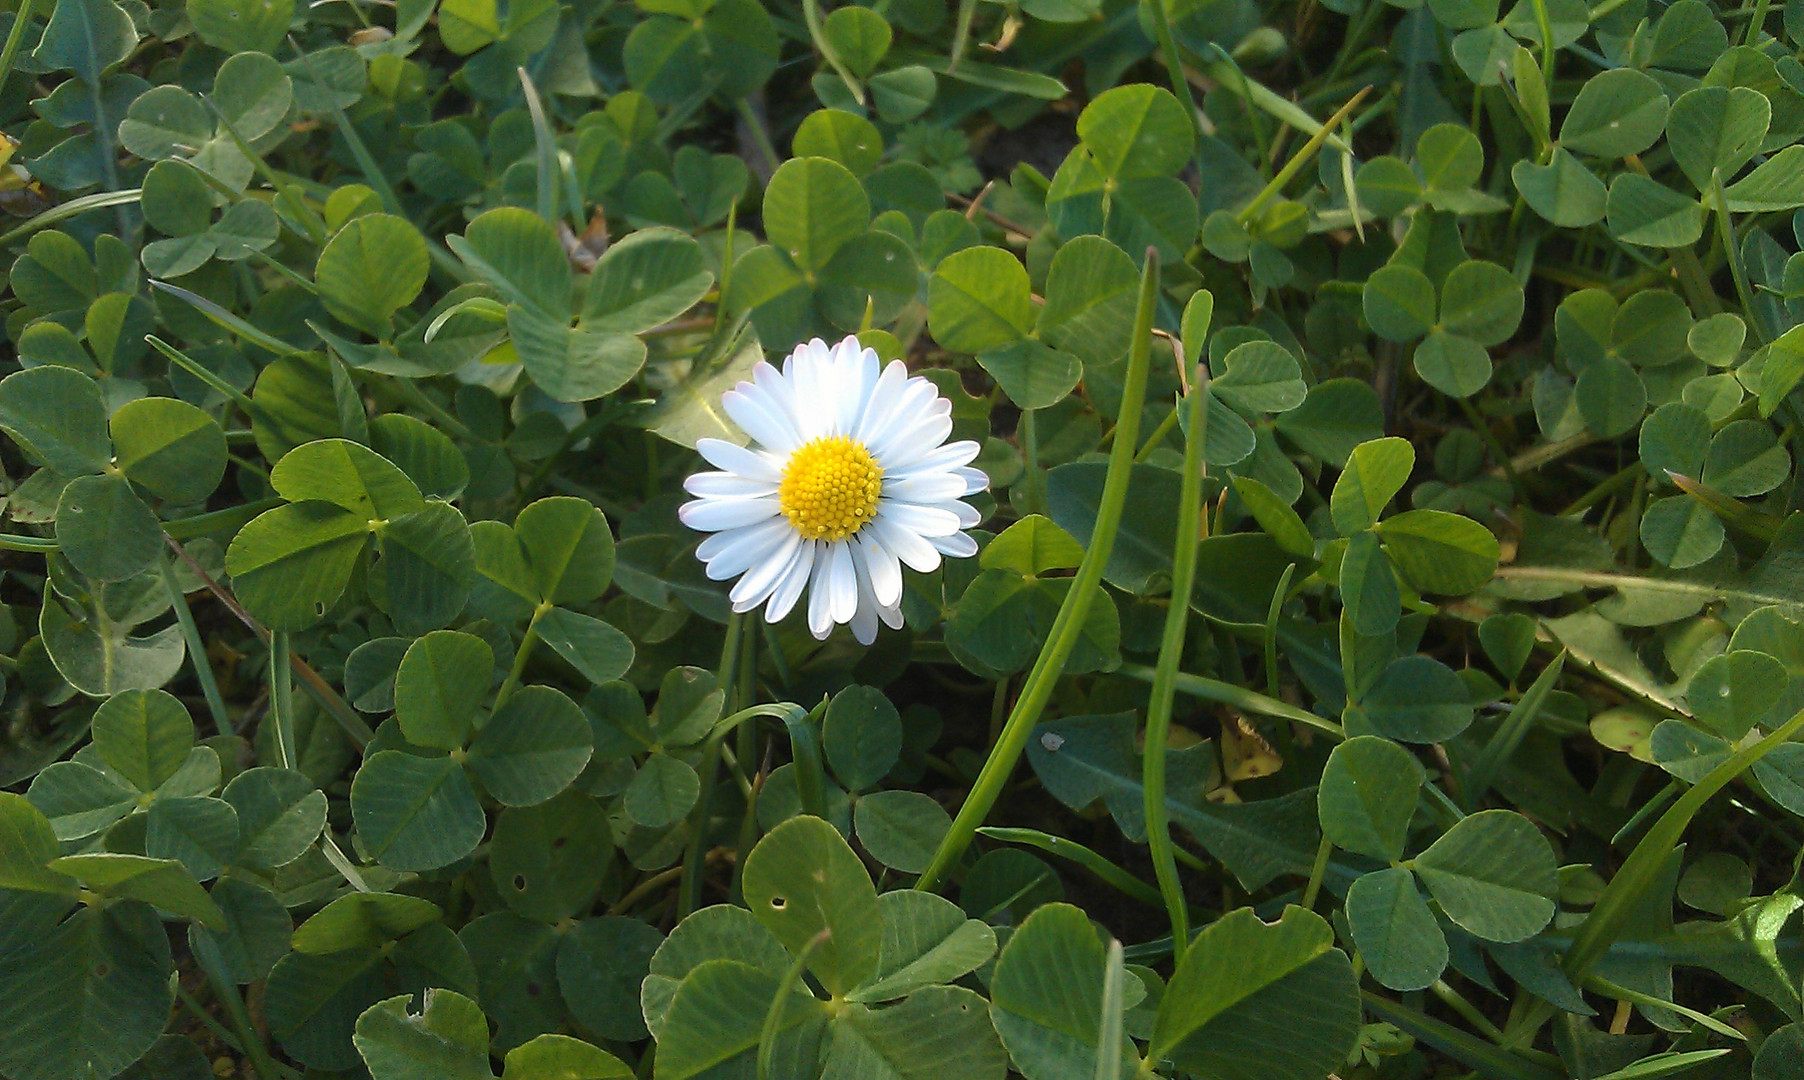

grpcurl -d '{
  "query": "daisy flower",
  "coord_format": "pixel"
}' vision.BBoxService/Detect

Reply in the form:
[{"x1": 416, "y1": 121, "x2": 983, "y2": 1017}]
[{"x1": 678, "y1": 336, "x2": 989, "y2": 644}]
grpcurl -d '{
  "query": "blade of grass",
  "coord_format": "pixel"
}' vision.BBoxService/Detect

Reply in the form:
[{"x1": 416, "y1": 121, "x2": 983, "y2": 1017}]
[
  {"x1": 757, "y1": 930, "x2": 829, "y2": 1080},
  {"x1": 517, "y1": 67, "x2": 560, "y2": 226},
  {"x1": 1362, "y1": 992, "x2": 1566, "y2": 1080},
  {"x1": 0, "y1": 0, "x2": 36, "y2": 91},
  {"x1": 1263, "y1": 562, "x2": 1296, "y2": 700},
  {"x1": 159, "y1": 559, "x2": 233, "y2": 735},
  {"x1": 0, "y1": 188, "x2": 142, "y2": 247},
  {"x1": 0, "y1": 533, "x2": 57, "y2": 553},
  {"x1": 947, "y1": 0, "x2": 979, "y2": 72},
  {"x1": 916, "y1": 248, "x2": 1164, "y2": 893},
  {"x1": 150, "y1": 282, "x2": 303, "y2": 358},
  {"x1": 1562, "y1": 704, "x2": 1804, "y2": 981},
  {"x1": 146, "y1": 335, "x2": 266, "y2": 419},
  {"x1": 977, "y1": 827, "x2": 1166, "y2": 909},
  {"x1": 289, "y1": 36, "x2": 468, "y2": 283},
  {"x1": 1236, "y1": 86, "x2": 1371, "y2": 225},
  {"x1": 803, "y1": 0, "x2": 864, "y2": 104},
  {"x1": 1579, "y1": 974, "x2": 1745, "y2": 1041},
  {"x1": 1144, "y1": 0, "x2": 1204, "y2": 166},
  {"x1": 1463, "y1": 651, "x2": 1565, "y2": 809},
  {"x1": 167, "y1": 536, "x2": 374, "y2": 749},
  {"x1": 1117, "y1": 663, "x2": 1345, "y2": 738},
  {"x1": 1094, "y1": 939, "x2": 1127, "y2": 1080},
  {"x1": 1143, "y1": 296, "x2": 1211, "y2": 963}
]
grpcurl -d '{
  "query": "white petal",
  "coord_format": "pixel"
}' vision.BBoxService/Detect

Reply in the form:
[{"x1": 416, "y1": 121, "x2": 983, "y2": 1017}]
[
  {"x1": 952, "y1": 500, "x2": 983, "y2": 529},
  {"x1": 929, "y1": 531, "x2": 979, "y2": 559},
  {"x1": 870, "y1": 410, "x2": 954, "y2": 467},
  {"x1": 955, "y1": 466, "x2": 990, "y2": 495},
  {"x1": 783, "y1": 337, "x2": 832, "y2": 379},
  {"x1": 883, "y1": 472, "x2": 968, "y2": 503},
  {"x1": 878, "y1": 601, "x2": 904, "y2": 630},
  {"x1": 684, "y1": 471, "x2": 778, "y2": 498},
  {"x1": 860, "y1": 376, "x2": 938, "y2": 456},
  {"x1": 728, "y1": 527, "x2": 801, "y2": 604},
  {"x1": 766, "y1": 541, "x2": 816, "y2": 622},
  {"x1": 827, "y1": 541, "x2": 858, "y2": 625},
  {"x1": 701, "y1": 517, "x2": 793, "y2": 580},
  {"x1": 786, "y1": 340, "x2": 834, "y2": 440},
  {"x1": 887, "y1": 440, "x2": 983, "y2": 479},
  {"x1": 750, "y1": 361, "x2": 805, "y2": 439},
  {"x1": 696, "y1": 438, "x2": 784, "y2": 482},
  {"x1": 723, "y1": 387, "x2": 800, "y2": 453},
  {"x1": 850, "y1": 599, "x2": 878, "y2": 645},
  {"x1": 831, "y1": 337, "x2": 879, "y2": 435},
  {"x1": 679, "y1": 496, "x2": 781, "y2": 532},
  {"x1": 853, "y1": 361, "x2": 913, "y2": 445},
  {"x1": 879, "y1": 500, "x2": 963, "y2": 538},
  {"x1": 807, "y1": 551, "x2": 836, "y2": 638},
  {"x1": 855, "y1": 532, "x2": 902, "y2": 608},
  {"x1": 870, "y1": 516, "x2": 941, "y2": 573}
]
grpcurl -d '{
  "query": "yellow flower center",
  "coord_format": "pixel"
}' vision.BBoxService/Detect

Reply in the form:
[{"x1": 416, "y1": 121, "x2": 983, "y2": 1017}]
[{"x1": 779, "y1": 435, "x2": 883, "y2": 542}]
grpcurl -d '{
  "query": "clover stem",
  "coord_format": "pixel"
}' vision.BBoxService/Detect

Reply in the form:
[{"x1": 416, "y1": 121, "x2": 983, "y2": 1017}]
[
  {"x1": 916, "y1": 249, "x2": 1163, "y2": 894},
  {"x1": 1455, "y1": 396, "x2": 1522, "y2": 498},
  {"x1": 1019, "y1": 407, "x2": 1042, "y2": 513},
  {"x1": 494, "y1": 607, "x2": 546, "y2": 710},
  {"x1": 1300, "y1": 834, "x2": 1333, "y2": 911}
]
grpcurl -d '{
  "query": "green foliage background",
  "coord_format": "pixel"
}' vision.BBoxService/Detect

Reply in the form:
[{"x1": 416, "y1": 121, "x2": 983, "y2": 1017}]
[{"x1": 1, "y1": 0, "x2": 1803, "y2": 1077}]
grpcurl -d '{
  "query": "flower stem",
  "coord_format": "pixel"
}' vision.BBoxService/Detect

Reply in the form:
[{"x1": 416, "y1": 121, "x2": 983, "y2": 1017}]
[
  {"x1": 1142, "y1": 333, "x2": 1210, "y2": 964},
  {"x1": 916, "y1": 249, "x2": 1164, "y2": 893}
]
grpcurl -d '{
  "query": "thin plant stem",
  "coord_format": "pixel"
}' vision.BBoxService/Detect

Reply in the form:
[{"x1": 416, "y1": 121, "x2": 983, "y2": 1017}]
[
  {"x1": 193, "y1": 940, "x2": 285, "y2": 1080},
  {"x1": 269, "y1": 630, "x2": 296, "y2": 770},
  {"x1": 1144, "y1": 0, "x2": 1205, "y2": 163},
  {"x1": 736, "y1": 97, "x2": 782, "y2": 175},
  {"x1": 610, "y1": 865, "x2": 687, "y2": 916},
  {"x1": 947, "y1": 0, "x2": 979, "y2": 72},
  {"x1": 679, "y1": 613, "x2": 745, "y2": 917},
  {"x1": 166, "y1": 536, "x2": 374, "y2": 748},
  {"x1": 1456, "y1": 397, "x2": 1522, "y2": 498},
  {"x1": 1134, "y1": 408, "x2": 1181, "y2": 464},
  {"x1": 1300, "y1": 834, "x2": 1333, "y2": 910},
  {"x1": 716, "y1": 201, "x2": 738, "y2": 335},
  {"x1": 1142, "y1": 342, "x2": 1209, "y2": 964},
  {"x1": 1431, "y1": 980, "x2": 1508, "y2": 1044},
  {"x1": 494, "y1": 606, "x2": 547, "y2": 710},
  {"x1": 159, "y1": 559, "x2": 233, "y2": 734},
  {"x1": 1020, "y1": 407, "x2": 1042, "y2": 512},
  {"x1": 916, "y1": 249, "x2": 1164, "y2": 893},
  {"x1": 1711, "y1": 168, "x2": 1763, "y2": 340}
]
